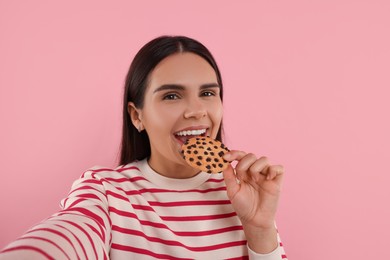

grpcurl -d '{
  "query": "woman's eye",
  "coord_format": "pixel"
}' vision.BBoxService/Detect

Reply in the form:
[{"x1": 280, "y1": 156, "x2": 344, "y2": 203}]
[
  {"x1": 201, "y1": 91, "x2": 216, "y2": 97},
  {"x1": 163, "y1": 93, "x2": 179, "y2": 100}
]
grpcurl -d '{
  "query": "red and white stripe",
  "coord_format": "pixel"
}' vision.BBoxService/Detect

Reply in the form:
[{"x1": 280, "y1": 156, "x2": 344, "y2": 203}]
[{"x1": 0, "y1": 159, "x2": 287, "y2": 259}]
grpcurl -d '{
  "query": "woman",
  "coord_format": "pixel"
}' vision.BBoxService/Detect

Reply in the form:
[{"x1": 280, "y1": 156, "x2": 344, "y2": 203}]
[{"x1": 0, "y1": 36, "x2": 287, "y2": 259}]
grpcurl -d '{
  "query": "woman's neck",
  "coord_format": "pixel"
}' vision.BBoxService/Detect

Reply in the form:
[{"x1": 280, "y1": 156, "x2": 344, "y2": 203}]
[{"x1": 147, "y1": 155, "x2": 200, "y2": 179}]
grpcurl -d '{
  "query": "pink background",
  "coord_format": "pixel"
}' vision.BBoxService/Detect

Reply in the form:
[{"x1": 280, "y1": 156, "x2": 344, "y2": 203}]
[{"x1": 1, "y1": 1, "x2": 389, "y2": 259}]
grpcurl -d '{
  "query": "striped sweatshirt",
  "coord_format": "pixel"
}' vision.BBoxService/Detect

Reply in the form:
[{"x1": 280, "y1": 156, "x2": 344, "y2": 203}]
[{"x1": 0, "y1": 159, "x2": 287, "y2": 259}]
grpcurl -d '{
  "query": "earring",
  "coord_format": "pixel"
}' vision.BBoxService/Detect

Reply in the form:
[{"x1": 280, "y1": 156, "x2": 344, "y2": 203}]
[{"x1": 137, "y1": 125, "x2": 143, "y2": 133}]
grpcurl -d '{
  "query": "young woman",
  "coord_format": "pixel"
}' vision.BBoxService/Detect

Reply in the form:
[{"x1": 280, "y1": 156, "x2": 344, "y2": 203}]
[{"x1": 0, "y1": 36, "x2": 287, "y2": 259}]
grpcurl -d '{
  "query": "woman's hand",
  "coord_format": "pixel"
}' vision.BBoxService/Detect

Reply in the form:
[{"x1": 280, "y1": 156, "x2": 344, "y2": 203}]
[{"x1": 222, "y1": 150, "x2": 284, "y2": 253}]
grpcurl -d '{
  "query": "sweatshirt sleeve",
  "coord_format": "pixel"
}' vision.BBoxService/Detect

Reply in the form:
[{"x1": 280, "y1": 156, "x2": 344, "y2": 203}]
[{"x1": 0, "y1": 169, "x2": 111, "y2": 260}]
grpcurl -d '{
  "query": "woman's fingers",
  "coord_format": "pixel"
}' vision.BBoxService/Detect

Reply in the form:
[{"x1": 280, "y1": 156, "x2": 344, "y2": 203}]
[
  {"x1": 224, "y1": 150, "x2": 255, "y2": 181},
  {"x1": 248, "y1": 156, "x2": 269, "y2": 182},
  {"x1": 223, "y1": 150, "x2": 284, "y2": 183},
  {"x1": 265, "y1": 165, "x2": 284, "y2": 180},
  {"x1": 235, "y1": 153, "x2": 258, "y2": 182},
  {"x1": 222, "y1": 164, "x2": 240, "y2": 198},
  {"x1": 223, "y1": 150, "x2": 247, "y2": 162}
]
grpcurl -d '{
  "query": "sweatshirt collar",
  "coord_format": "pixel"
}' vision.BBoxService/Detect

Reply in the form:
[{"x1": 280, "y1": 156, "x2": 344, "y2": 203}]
[{"x1": 137, "y1": 159, "x2": 211, "y2": 190}]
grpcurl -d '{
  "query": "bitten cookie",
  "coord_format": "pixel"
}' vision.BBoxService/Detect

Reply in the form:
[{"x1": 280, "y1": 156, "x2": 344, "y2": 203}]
[{"x1": 181, "y1": 137, "x2": 230, "y2": 173}]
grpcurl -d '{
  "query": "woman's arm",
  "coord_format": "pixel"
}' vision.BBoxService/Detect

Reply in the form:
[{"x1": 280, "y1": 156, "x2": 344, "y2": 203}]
[{"x1": 0, "y1": 169, "x2": 111, "y2": 260}]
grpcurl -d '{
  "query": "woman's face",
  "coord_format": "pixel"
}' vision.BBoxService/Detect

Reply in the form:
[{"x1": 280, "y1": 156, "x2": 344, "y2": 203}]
[{"x1": 130, "y1": 52, "x2": 223, "y2": 178}]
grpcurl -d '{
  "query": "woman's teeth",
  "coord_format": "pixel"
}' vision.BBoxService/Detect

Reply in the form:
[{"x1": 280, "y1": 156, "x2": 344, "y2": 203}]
[{"x1": 176, "y1": 129, "x2": 207, "y2": 137}]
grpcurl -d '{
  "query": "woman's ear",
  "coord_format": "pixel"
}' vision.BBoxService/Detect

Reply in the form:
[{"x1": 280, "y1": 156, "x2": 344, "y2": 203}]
[{"x1": 128, "y1": 102, "x2": 144, "y2": 132}]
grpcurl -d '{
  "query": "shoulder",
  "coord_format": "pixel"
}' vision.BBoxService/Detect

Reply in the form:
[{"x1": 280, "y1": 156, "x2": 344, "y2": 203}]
[{"x1": 76, "y1": 160, "x2": 144, "y2": 183}]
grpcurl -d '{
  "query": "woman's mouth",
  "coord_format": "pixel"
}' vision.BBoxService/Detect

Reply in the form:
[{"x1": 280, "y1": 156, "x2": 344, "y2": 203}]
[{"x1": 174, "y1": 128, "x2": 208, "y2": 145}]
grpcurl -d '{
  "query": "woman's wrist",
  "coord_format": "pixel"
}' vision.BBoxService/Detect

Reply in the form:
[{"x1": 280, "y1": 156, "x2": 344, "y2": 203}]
[{"x1": 243, "y1": 224, "x2": 278, "y2": 254}]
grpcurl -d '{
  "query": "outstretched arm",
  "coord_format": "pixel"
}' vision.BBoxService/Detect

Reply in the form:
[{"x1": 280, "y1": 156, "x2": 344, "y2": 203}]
[{"x1": 0, "y1": 170, "x2": 111, "y2": 260}]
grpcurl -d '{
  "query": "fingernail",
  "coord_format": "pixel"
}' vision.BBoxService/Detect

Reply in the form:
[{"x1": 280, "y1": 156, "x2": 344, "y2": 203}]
[{"x1": 223, "y1": 153, "x2": 231, "y2": 160}]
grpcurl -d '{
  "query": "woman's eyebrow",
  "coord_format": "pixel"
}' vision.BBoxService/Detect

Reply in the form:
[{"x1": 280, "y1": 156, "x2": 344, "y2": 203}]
[
  {"x1": 153, "y1": 83, "x2": 220, "y2": 93},
  {"x1": 199, "y1": 83, "x2": 220, "y2": 90},
  {"x1": 153, "y1": 84, "x2": 185, "y2": 93}
]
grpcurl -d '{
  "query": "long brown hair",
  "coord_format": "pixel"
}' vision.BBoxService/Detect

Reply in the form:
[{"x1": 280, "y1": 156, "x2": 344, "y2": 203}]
[{"x1": 120, "y1": 36, "x2": 224, "y2": 165}]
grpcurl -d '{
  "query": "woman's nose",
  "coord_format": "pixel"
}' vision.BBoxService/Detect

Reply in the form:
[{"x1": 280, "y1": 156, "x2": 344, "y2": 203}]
[{"x1": 183, "y1": 99, "x2": 207, "y2": 119}]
